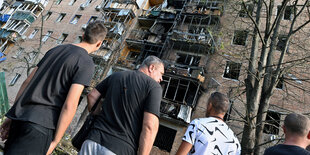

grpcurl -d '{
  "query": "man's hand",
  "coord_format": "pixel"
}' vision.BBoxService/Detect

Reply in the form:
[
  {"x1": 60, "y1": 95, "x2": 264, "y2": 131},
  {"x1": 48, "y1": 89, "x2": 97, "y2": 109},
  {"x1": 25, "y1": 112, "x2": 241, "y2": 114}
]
[
  {"x1": 46, "y1": 141, "x2": 58, "y2": 155},
  {"x1": 0, "y1": 118, "x2": 12, "y2": 140}
]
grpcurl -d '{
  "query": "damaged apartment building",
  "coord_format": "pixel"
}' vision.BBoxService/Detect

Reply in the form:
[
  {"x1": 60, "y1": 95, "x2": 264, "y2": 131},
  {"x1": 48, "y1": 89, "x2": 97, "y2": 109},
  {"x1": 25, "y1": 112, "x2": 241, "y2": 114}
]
[
  {"x1": 1, "y1": 0, "x2": 225, "y2": 154},
  {"x1": 3, "y1": 0, "x2": 310, "y2": 154},
  {"x1": 0, "y1": 0, "x2": 47, "y2": 63}
]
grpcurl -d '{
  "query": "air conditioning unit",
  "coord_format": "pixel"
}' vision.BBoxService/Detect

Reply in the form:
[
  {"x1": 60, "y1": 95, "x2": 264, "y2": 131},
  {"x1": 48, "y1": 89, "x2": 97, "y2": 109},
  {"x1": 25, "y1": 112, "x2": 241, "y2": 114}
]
[
  {"x1": 80, "y1": 3, "x2": 86, "y2": 10},
  {"x1": 95, "y1": 5, "x2": 102, "y2": 11},
  {"x1": 21, "y1": 35, "x2": 27, "y2": 40},
  {"x1": 82, "y1": 24, "x2": 87, "y2": 30}
]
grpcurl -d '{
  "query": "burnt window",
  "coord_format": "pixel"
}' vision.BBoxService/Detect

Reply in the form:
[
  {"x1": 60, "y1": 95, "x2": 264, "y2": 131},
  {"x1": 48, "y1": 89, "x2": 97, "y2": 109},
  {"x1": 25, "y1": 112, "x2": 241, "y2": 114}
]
[
  {"x1": 233, "y1": 30, "x2": 248, "y2": 46},
  {"x1": 161, "y1": 76, "x2": 200, "y2": 106},
  {"x1": 176, "y1": 53, "x2": 200, "y2": 66},
  {"x1": 276, "y1": 75, "x2": 284, "y2": 89},
  {"x1": 276, "y1": 35, "x2": 289, "y2": 52},
  {"x1": 263, "y1": 111, "x2": 281, "y2": 135},
  {"x1": 153, "y1": 125, "x2": 177, "y2": 152},
  {"x1": 277, "y1": 5, "x2": 294, "y2": 20},
  {"x1": 223, "y1": 61, "x2": 242, "y2": 80},
  {"x1": 126, "y1": 51, "x2": 139, "y2": 60},
  {"x1": 239, "y1": 4, "x2": 254, "y2": 17}
]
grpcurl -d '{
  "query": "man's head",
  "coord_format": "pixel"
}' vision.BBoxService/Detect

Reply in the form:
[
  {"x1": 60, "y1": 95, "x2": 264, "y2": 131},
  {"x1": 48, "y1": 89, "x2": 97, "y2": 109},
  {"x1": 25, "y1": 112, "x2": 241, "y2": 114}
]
[
  {"x1": 283, "y1": 113, "x2": 310, "y2": 142},
  {"x1": 83, "y1": 20, "x2": 107, "y2": 51},
  {"x1": 206, "y1": 92, "x2": 229, "y2": 117},
  {"x1": 139, "y1": 56, "x2": 164, "y2": 83}
]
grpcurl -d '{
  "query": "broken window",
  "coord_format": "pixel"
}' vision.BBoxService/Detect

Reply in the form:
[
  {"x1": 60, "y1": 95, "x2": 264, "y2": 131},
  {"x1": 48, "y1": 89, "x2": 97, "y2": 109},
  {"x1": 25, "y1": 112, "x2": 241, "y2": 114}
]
[
  {"x1": 277, "y1": 5, "x2": 294, "y2": 20},
  {"x1": 223, "y1": 61, "x2": 242, "y2": 80},
  {"x1": 44, "y1": 12, "x2": 52, "y2": 20},
  {"x1": 56, "y1": 13, "x2": 66, "y2": 22},
  {"x1": 276, "y1": 75, "x2": 284, "y2": 89},
  {"x1": 161, "y1": 76, "x2": 200, "y2": 106},
  {"x1": 68, "y1": 0, "x2": 77, "y2": 5},
  {"x1": 70, "y1": 15, "x2": 81, "y2": 24},
  {"x1": 9, "y1": 73, "x2": 21, "y2": 86},
  {"x1": 88, "y1": 16, "x2": 97, "y2": 24},
  {"x1": 239, "y1": 4, "x2": 254, "y2": 17},
  {"x1": 263, "y1": 111, "x2": 281, "y2": 135},
  {"x1": 233, "y1": 30, "x2": 248, "y2": 46},
  {"x1": 276, "y1": 35, "x2": 289, "y2": 52},
  {"x1": 28, "y1": 29, "x2": 38, "y2": 39},
  {"x1": 42, "y1": 31, "x2": 52, "y2": 42},
  {"x1": 153, "y1": 125, "x2": 177, "y2": 152},
  {"x1": 126, "y1": 51, "x2": 139, "y2": 60},
  {"x1": 176, "y1": 53, "x2": 200, "y2": 66},
  {"x1": 55, "y1": 0, "x2": 62, "y2": 5},
  {"x1": 56, "y1": 33, "x2": 68, "y2": 44}
]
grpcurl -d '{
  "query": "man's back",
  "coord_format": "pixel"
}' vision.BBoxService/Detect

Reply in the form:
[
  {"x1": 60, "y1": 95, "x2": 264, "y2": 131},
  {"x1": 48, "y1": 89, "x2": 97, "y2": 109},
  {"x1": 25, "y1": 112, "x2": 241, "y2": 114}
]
[
  {"x1": 6, "y1": 44, "x2": 94, "y2": 129},
  {"x1": 87, "y1": 70, "x2": 162, "y2": 154},
  {"x1": 182, "y1": 117, "x2": 241, "y2": 155},
  {"x1": 264, "y1": 144, "x2": 310, "y2": 155}
]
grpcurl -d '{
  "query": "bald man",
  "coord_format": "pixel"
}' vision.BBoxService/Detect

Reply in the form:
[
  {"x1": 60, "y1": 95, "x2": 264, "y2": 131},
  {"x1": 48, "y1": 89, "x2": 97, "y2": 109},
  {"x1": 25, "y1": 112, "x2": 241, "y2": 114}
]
[{"x1": 264, "y1": 113, "x2": 310, "y2": 155}]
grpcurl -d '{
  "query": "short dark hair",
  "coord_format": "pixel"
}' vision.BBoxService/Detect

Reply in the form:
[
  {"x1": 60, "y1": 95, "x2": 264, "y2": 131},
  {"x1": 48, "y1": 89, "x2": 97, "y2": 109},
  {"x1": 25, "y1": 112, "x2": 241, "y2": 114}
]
[
  {"x1": 284, "y1": 113, "x2": 310, "y2": 136},
  {"x1": 208, "y1": 92, "x2": 229, "y2": 114},
  {"x1": 140, "y1": 56, "x2": 163, "y2": 68},
  {"x1": 83, "y1": 20, "x2": 107, "y2": 44}
]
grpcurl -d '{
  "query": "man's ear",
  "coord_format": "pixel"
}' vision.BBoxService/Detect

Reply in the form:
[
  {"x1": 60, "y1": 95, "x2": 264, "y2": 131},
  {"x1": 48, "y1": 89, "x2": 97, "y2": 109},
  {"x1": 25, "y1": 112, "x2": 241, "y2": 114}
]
[
  {"x1": 96, "y1": 40, "x2": 102, "y2": 48},
  {"x1": 148, "y1": 64, "x2": 155, "y2": 73},
  {"x1": 282, "y1": 125, "x2": 286, "y2": 134},
  {"x1": 307, "y1": 130, "x2": 310, "y2": 140}
]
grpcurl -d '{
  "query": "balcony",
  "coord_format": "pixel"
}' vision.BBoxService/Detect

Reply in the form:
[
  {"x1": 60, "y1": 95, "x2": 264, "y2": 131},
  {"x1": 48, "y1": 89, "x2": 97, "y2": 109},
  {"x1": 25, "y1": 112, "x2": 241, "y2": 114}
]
[
  {"x1": 25, "y1": 0, "x2": 49, "y2": 7},
  {"x1": 102, "y1": 8, "x2": 135, "y2": 24},
  {"x1": 104, "y1": 22, "x2": 126, "y2": 39},
  {"x1": 184, "y1": 0, "x2": 223, "y2": 16},
  {"x1": 11, "y1": 11, "x2": 36, "y2": 24}
]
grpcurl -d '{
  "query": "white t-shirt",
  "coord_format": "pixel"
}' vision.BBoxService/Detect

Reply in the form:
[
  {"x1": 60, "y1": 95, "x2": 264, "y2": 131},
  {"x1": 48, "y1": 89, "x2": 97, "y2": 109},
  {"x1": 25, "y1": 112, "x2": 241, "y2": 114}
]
[{"x1": 182, "y1": 117, "x2": 241, "y2": 155}]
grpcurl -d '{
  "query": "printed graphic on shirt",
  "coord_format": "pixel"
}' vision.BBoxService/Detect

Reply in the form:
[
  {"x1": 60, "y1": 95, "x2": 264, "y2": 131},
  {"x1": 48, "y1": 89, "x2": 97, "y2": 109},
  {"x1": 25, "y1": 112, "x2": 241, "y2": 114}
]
[{"x1": 183, "y1": 117, "x2": 241, "y2": 155}]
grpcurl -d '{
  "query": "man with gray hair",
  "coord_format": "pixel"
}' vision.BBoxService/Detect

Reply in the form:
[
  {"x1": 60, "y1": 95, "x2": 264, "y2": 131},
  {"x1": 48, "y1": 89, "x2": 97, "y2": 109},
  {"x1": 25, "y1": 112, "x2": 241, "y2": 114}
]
[
  {"x1": 264, "y1": 113, "x2": 310, "y2": 155},
  {"x1": 176, "y1": 92, "x2": 241, "y2": 155},
  {"x1": 79, "y1": 56, "x2": 164, "y2": 155}
]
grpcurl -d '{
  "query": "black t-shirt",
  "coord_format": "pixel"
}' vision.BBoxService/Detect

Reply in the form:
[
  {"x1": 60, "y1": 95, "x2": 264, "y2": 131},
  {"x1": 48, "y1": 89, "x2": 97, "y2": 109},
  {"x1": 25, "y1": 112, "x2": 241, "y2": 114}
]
[
  {"x1": 264, "y1": 144, "x2": 310, "y2": 155},
  {"x1": 6, "y1": 44, "x2": 95, "y2": 129},
  {"x1": 87, "y1": 70, "x2": 162, "y2": 154}
]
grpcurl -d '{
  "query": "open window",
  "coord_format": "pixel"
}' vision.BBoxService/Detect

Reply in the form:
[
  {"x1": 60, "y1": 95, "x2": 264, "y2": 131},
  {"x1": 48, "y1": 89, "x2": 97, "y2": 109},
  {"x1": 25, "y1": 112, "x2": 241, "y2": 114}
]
[
  {"x1": 126, "y1": 51, "x2": 139, "y2": 61},
  {"x1": 223, "y1": 61, "x2": 242, "y2": 80},
  {"x1": 263, "y1": 111, "x2": 281, "y2": 135}
]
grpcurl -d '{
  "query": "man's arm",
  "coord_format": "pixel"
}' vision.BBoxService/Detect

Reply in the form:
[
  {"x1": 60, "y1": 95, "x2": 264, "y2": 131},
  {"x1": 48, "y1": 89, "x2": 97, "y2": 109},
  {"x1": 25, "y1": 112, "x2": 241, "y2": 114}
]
[
  {"x1": 0, "y1": 67, "x2": 38, "y2": 140},
  {"x1": 138, "y1": 112, "x2": 159, "y2": 155},
  {"x1": 87, "y1": 88, "x2": 102, "y2": 114},
  {"x1": 176, "y1": 141, "x2": 193, "y2": 155},
  {"x1": 46, "y1": 84, "x2": 84, "y2": 155}
]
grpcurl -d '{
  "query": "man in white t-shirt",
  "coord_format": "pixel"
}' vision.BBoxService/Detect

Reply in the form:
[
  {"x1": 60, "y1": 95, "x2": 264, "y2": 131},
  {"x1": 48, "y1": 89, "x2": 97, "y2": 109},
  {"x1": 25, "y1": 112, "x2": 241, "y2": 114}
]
[{"x1": 176, "y1": 92, "x2": 241, "y2": 155}]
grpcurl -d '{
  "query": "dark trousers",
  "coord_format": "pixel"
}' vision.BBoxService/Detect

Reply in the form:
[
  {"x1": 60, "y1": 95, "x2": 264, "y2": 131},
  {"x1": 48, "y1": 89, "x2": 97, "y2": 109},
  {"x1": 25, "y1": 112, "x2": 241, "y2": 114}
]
[{"x1": 4, "y1": 120, "x2": 54, "y2": 155}]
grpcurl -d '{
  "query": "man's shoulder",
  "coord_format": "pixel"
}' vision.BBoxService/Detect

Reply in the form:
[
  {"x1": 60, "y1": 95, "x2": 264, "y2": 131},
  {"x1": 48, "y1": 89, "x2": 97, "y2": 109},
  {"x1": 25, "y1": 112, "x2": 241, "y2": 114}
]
[{"x1": 264, "y1": 144, "x2": 310, "y2": 155}]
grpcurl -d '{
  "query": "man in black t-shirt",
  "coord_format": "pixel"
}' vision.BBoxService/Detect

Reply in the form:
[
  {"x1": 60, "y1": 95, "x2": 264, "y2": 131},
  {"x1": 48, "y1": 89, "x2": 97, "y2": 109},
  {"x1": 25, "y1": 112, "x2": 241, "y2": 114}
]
[
  {"x1": 0, "y1": 21, "x2": 107, "y2": 155},
  {"x1": 264, "y1": 113, "x2": 310, "y2": 155},
  {"x1": 78, "y1": 56, "x2": 164, "y2": 155}
]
